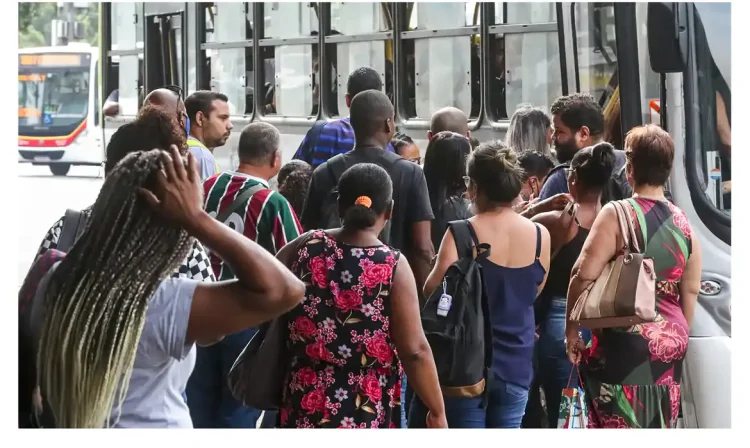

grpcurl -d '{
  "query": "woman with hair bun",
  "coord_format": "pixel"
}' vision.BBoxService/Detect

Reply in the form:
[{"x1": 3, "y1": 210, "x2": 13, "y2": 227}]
[
  {"x1": 417, "y1": 141, "x2": 551, "y2": 428},
  {"x1": 277, "y1": 163, "x2": 446, "y2": 429},
  {"x1": 531, "y1": 141, "x2": 616, "y2": 427}
]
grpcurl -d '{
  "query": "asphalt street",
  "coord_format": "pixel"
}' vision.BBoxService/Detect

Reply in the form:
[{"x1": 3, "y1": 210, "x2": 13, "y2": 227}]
[{"x1": 17, "y1": 164, "x2": 104, "y2": 288}]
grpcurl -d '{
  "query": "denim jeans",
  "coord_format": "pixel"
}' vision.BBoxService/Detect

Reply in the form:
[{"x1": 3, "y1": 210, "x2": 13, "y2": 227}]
[
  {"x1": 537, "y1": 297, "x2": 590, "y2": 428},
  {"x1": 400, "y1": 374, "x2": 408, "y2": 428},
  {"x1": 186, "y1": 329, "x2": 262, "y2": 428},
  {"x1": 408, "y1": 377, "x2": 529, "y2": 428}
]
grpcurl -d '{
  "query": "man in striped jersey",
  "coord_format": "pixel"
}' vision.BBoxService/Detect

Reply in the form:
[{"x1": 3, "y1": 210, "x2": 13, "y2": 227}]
[{"x1": 186, "y1": 121, "x2": 302, "y2": 428}]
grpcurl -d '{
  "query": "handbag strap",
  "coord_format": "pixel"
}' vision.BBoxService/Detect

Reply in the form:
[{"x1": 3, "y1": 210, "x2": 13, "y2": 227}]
[{"x1": 612, "y1": 200, "x2": 642, "y2": 254}]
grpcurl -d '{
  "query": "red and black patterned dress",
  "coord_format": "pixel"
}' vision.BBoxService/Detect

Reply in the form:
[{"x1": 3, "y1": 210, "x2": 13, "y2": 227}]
[
  {"x1": 279, "y1": 231, "x2": 403, "y2": 429},
  {"x1": 582, "y1": 198, "x2": 693, "y2": 428}
]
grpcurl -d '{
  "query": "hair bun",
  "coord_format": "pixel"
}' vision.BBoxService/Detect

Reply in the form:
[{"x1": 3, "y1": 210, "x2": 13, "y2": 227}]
[
  {"x1": 494, "y1": 147, "x2": 519, "y2": 172},
  {"x1": 591, "y1": 142, "x2": 616, "y2": 168}
]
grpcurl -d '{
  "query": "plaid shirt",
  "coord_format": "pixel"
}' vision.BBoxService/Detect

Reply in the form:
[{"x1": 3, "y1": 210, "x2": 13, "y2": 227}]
[
  {"x1": 294, "y1": 117, "x2": 395, "y2": 169},
  {"x1": 35, "y1": 206, "x2": 216, "y2": 283}
]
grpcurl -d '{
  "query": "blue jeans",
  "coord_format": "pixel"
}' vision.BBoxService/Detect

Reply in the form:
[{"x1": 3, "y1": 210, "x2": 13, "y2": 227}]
[
  {"x1": 186, "y1": 329, "x2": 262, "y2": 428},
  {"x1": 399, "y1": 374, "x2": 408, "y2": 428},
  {"x1": 537, "y1": 297, "x2": 590, "y2": 428},
  {"x1": 408, "y1": 378, "x2": 529, "y2": 428}
]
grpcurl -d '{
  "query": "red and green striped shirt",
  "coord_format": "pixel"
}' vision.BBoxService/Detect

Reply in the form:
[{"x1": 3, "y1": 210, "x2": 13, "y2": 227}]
[{"x1": 203, "y1": 171, "x2": 302, "y2": 281}]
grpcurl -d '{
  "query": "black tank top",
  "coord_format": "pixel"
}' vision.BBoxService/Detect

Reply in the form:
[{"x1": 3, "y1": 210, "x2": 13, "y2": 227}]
[{"x1": 541, "y1": 225, "x2": 590, "y2": 299}]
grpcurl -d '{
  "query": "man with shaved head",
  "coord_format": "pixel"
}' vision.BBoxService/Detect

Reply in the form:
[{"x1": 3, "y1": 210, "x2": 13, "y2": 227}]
[
  {"x1": 302, "y1": 88, "x2": 434, "y2": 296},
  {"x1": 191, "y1": 121, "x2": 302, "y2": 429},
  {"x1": 428, "y1": 106, "x2": 471, "y2": 140}
]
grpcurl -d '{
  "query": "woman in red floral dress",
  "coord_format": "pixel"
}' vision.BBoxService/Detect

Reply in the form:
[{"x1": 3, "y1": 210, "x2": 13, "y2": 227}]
[
  {"x1": 276, "y1": 163, "x2": 446, "y2": 429},
  {"x1": 565, "y1": 126, "x2": 702, "y2": 428}
]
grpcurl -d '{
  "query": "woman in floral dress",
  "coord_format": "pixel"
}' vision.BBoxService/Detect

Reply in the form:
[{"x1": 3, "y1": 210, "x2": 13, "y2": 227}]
[
  {"x1": 276, "y1": 163, "x2": 446, "y2": 429},
  {"x1": 566, "y1": 126, "x2": 702, "y2": 428}
]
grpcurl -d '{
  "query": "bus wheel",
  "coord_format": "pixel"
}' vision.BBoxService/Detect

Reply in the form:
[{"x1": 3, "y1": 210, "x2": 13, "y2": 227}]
[{"x1": 49, "y1": 164, "x2": 71, "y2": 176}]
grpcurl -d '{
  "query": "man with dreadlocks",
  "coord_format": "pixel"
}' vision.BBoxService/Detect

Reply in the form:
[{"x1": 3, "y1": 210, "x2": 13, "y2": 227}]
[
  {"x1": 20, "y1": 146, "x2": 306, "y2": 428},
  {"x1": 33, "y1": 106, "x2": 216, "y2": 284}
]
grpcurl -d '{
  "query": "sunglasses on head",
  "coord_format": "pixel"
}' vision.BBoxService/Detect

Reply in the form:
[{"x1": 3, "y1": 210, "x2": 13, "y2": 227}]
[{"x1": 162, "y1": 84, "x2": 184, "y2": 99}]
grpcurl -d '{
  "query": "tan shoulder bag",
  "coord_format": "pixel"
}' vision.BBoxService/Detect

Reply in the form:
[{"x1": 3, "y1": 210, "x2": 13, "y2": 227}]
[{"x1": 569, "y1": 200, "x2": 657, "y2": 329}]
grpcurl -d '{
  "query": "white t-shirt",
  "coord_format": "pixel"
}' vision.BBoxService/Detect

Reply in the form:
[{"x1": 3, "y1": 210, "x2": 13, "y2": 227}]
[{"x1": 30, "y1": 264, "x2": 198, "y2": 428}]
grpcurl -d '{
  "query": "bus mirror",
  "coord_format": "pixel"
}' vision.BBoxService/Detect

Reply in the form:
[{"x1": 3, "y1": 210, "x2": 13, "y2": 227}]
[{"x1": 647, "y1": 2, "x2": 688, "y2": 73}]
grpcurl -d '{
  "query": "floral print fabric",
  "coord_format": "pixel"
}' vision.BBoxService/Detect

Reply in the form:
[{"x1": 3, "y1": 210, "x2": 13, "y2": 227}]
[
  {"x1": 279, "y1": 231, "x2": 402, "y2": 429},
  {"x1": 581, "y1": 199, "x2": 692, "y2": 428}
]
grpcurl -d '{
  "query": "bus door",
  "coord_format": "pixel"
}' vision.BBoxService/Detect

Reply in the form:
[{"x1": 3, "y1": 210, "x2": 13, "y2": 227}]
[{"x1": 144, "y1": 11, "x2": 186, "y2": 93}]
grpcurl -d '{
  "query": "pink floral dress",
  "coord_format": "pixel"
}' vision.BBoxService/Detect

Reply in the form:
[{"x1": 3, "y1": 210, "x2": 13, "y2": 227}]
[
  {"x1": 581, "y1": 198, "x2": 693, "y2": 428},
  {"x1": 279, "y1": 231, "x2": 402, "y2": 429}
]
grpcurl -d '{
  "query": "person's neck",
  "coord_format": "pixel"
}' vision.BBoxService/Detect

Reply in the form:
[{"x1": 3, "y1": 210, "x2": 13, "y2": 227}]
[
  {"x1": 189, "y1": 130, "x2": 213, "y2": 151},
  {"x1": 235, "y1": 163, "x2": 272, "y2": 182},
  {"x1": 633, "y1": 184, "x2": 666, "y2": 201},
  {"x1": 575, "y1": 191, "x2": 603, "y2": 220},
  {"x1": 354, "y1": 138, "x2": 386, "y2": 150}
]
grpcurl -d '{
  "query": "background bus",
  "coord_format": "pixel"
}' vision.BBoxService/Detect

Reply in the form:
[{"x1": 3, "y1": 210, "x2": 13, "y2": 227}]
[
  {"x1": 98, "y1": 2, "x2": 731, "y2": 428},
  {"x1": 18, "y1": 43, "x2": 103, "y2": 176}
]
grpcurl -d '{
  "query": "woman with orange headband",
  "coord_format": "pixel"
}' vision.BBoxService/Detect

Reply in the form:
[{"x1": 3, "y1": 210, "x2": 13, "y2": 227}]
[{"x1": 275, "y1": 163, "x2": 446, "y2": 429}]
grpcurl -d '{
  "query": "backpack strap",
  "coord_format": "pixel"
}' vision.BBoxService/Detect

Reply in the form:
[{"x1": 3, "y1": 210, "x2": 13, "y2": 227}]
[
  {"x1": 448, "y1": 219, "x2": 492, "y2": 261},
  {"x1": 534, "y1": 224, "x2": 542, "y2": 260},
  {"x1": 216, "y1": 184, "x2": 266, "y2": 224},
  {"x1": 326, "y1": 154, "x2": 350, "y2": 186},
  {"x1": 57, "y1": 209, "x2": 87, "y2": 253},
  {"x1": 448, "y1": 220, "x2": 476, "y2": 260}
]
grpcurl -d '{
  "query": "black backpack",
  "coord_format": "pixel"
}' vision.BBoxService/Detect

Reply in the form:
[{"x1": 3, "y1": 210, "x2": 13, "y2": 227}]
[
  {"x1": 420, "y1": 220, "x2": 493, "y2": 407},
  {"x1": 319, "y1": 153, "x2": 401, "y2": 245}
]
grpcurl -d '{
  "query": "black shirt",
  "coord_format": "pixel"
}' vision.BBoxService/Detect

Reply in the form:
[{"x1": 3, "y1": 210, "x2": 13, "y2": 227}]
[{"x1": 301, "y1": 145, "x2": 434, "y2": 252}]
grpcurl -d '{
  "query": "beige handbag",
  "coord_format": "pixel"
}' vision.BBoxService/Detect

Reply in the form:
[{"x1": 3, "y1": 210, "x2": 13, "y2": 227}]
[{"x1": 569, "y1": 200, "x2": 657, "y2": 329}]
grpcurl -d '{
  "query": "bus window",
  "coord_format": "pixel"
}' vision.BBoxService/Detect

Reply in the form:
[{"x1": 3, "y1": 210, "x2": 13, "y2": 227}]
[
  {"x1": 402, "y1": 2, "x2": 479, "y2": 120},
  {"x1": 204, "y1": 2, "x2": 252, "y2": 116},
  {"x1": 328, "y1": 2, "x2": 392, "y2": 118},
  {"x1": 573, "y1": 3, "x2": 618, "y2": 107},
  {"x1": 492, "y1": 2, "x2": 562, "y2": 120},
  {"x1": 109, "y1": 2, "x2": 144, "y2": 115},
  {"x1": 693, "y1": 4, "x2": 731, "y2": 213},
  {"x1": 261, "y1": 2, "x2": 318, "y2": 117}
]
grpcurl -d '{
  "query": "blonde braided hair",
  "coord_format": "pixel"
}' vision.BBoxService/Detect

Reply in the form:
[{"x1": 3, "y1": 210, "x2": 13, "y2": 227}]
[{"x1": 37, "y1": 149, "x2": 193, "y2": 428}]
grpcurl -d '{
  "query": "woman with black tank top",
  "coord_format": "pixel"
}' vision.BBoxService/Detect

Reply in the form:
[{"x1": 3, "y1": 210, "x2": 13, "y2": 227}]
[
  {"x1": 412, "y1": 141, "x2": 551, "y2": 428},
  {"x1": 423, "y1": 131, "x2": 473, "y2": 250},
  {"x1": 531, "y1": 142, "x2": 616, "y2": 427}
]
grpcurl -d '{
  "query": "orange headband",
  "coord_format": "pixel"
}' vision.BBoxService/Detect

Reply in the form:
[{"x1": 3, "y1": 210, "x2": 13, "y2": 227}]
[{"x1": 354, "y1": 196, "x2": 372, "y2": 208}]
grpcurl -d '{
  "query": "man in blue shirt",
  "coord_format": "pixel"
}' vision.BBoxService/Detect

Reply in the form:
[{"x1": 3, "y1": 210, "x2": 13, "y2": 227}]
[
  {"x1": 185, "y1": 91, "x2": 233, "y2": 180},
  {"x1": 537, "y1": 93, "x2": 630, "y2": 205},
  {"x1": 294, "y1": 67, "x2": 394, "y2": 168}
]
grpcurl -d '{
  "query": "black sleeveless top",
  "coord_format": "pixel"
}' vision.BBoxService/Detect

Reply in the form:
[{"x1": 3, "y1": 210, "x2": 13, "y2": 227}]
[{"x1": 541, "y1": 225, "x2": 590, "y2": 299}]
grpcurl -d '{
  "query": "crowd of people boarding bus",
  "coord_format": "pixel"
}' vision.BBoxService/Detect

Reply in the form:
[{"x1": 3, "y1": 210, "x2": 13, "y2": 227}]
[{"x1": 18, "y1": 65, "x2": 700, "y2": 430}]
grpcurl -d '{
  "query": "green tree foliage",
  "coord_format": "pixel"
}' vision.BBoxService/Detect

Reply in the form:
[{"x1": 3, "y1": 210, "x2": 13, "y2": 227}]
[{"x1": 18, "y1": 2, "x2": 99, "y2": 48}]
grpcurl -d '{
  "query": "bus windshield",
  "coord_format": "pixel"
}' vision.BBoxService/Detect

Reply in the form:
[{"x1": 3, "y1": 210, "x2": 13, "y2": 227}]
[{"x1": 18, "y1": 57, "x2": 90, "y2": 136}]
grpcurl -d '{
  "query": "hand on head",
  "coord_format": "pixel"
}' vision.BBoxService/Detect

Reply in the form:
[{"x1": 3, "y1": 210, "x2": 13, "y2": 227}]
[{"x1": 139, "y1": 145, "x2": 204, "y2": 228}]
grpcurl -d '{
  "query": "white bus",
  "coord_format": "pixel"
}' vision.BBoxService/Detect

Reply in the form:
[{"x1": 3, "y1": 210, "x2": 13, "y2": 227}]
[
  {"x1": 18, "y1": 43, "x2": 104, "y2": 176},
  {"x1": 99, "y1": 2, "x2": 731, "y2": 428}
]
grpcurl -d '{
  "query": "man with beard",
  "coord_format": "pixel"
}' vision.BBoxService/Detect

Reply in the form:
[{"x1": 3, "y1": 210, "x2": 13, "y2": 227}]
[
  {"x1": 185, "y1": 91, "x2": 233, "y2": 180},
  {"x1": 538, "y1": 93, "x2": 630, "y2": 204}
]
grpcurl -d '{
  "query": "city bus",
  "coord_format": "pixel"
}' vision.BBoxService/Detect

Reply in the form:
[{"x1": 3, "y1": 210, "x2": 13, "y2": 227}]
[
  {"x1": 98, "y1": 2, "x2": 731, "y2": 428},
  {"x1": 18, "y1": 43, "x2": 104, "y2": 176}
]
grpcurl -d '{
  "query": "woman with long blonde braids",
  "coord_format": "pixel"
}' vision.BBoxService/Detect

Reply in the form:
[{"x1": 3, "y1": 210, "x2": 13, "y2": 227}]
[{"x1": 25, "y1": 146, "x2": 305, "y2": 428}]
